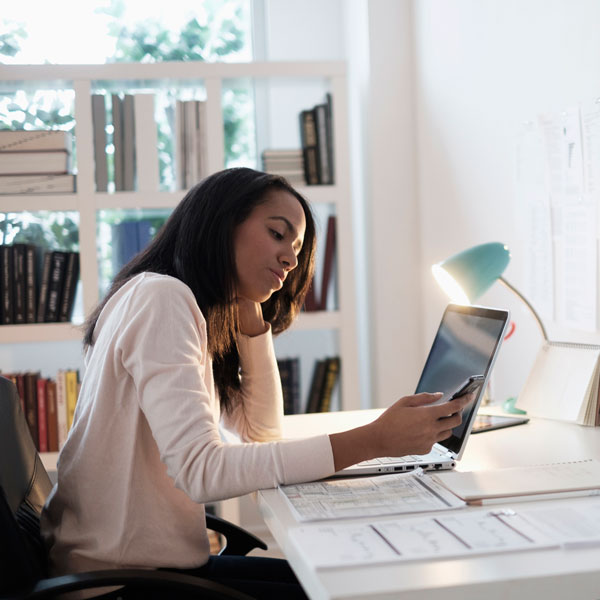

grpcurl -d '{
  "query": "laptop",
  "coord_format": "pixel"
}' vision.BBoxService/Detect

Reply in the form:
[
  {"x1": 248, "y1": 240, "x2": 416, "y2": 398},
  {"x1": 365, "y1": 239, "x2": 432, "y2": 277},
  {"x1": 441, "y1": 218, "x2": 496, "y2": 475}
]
[{"x1": 334, "y1": 303, "x2": 510, "y2": 476}]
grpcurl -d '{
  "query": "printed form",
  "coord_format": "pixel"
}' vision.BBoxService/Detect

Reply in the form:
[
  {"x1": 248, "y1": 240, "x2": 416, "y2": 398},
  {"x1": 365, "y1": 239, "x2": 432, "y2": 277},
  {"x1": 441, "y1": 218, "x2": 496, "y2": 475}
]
[
  {"x1": 288, "y1": 497, "x2": 600, "y2": 570},
  {"x1": 279, "y1": 469, "x2": 465, "y2": 522}
]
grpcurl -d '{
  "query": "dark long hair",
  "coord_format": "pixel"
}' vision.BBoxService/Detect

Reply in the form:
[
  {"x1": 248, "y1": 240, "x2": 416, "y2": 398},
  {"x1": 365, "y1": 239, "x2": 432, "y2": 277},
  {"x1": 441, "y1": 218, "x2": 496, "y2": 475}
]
[{"x1": 83, "y1": 168, "x2": 316, "y2": 412}]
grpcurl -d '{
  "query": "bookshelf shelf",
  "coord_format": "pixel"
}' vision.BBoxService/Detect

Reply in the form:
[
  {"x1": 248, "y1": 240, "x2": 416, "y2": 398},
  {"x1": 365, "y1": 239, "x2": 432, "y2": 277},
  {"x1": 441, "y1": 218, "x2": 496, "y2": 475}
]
[
  {"x1": 0, "y1": 323, "x2": 83, "y2": 344},
  {"x1": 0, "y1": 60, "x2": 361, "y2": 414}
]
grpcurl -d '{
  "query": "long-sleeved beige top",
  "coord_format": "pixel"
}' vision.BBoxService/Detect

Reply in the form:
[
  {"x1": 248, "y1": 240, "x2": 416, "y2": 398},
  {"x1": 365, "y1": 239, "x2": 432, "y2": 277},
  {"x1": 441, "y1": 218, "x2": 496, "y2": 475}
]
[{"x1": 41, "y1": 272, "x2": 335, "y2": 574}]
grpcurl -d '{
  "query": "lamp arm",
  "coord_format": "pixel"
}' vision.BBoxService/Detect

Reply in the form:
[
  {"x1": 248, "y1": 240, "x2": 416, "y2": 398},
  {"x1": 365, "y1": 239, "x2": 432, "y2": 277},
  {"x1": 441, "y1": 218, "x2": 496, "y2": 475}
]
[{"x1": 498, "y1": 276, "x2": 548, "y2": 342}]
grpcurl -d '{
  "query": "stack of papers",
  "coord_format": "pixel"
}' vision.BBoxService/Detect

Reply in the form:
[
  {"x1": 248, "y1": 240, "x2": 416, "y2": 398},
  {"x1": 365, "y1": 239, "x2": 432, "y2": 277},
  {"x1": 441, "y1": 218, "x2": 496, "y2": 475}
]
[{"x1": 279, "y1": 469, "x2": 465, "y2": 521}]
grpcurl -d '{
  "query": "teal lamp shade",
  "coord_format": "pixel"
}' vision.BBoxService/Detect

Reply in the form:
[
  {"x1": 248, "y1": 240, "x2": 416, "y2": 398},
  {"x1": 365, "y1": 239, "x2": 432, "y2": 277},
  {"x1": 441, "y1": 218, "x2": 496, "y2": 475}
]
[{"x1": 432, "y1": 242, "x2": 511, "y2": 304}]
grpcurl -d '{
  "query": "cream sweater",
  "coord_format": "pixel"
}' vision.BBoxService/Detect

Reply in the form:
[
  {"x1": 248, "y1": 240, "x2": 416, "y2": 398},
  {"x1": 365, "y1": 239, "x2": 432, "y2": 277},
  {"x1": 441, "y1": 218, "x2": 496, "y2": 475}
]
[{"x1": 41, "y1": 273, "x2": 335, "y2": 574}]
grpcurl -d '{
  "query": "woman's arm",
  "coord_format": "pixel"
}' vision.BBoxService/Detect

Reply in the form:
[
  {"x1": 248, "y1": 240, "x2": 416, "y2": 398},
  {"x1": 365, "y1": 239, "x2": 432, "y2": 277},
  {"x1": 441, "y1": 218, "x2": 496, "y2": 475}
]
[{"x1": 329, "y1": 392, "x2": 473, "y2": 471}]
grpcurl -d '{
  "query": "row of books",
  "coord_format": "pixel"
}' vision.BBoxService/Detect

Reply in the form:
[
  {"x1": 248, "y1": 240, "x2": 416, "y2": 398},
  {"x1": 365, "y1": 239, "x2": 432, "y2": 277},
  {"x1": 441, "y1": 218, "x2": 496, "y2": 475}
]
[
  {"x1": 2, "y1": 370, "x2": 80, "y2": 453},
  {"x1": 0, "y1": 130, "x2": 76, "y2": 194},
  {"x1": 111, "y1": 219, "x2": 154, "y2": 274},
  {"x1": 92, "y1": 93, "x2": 160, "y2": 192},
  {"x1": 304, "y1": 214, "x2": 336, "y2": 311},
  {"x1": 299, "y1": 93, "x2": 334, "y2": 185},
  {"x1": 0, "y1": 244, "x2": 79, "y2": 325},
  {"x1": 278, "y1": 356, "x2": 341, "y2": 414}
]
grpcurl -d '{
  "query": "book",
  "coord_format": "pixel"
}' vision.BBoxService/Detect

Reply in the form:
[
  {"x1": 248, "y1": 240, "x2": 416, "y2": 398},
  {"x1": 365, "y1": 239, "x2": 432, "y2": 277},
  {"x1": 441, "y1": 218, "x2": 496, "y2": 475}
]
[
  {"x1": 12, "y1": 243, "x2": 27, "y2": 324},
  {"x1": 174, "y1": 99, "x2": 186, "y2": 189},
  {"x1": 65, "y1": 369, "x2": 79, "y2": 431},
  {"x1": 303, "y1": 277, "x2": 318, "y2": 311},
  {"x1": 305, "y1": 359, "x2": 329, "y2": 413},
  {"x1": 55, "y1": 369, "x2": 68, "y2": 448},
  {"x1": 0, "y1": 150, "x2": 70, "y2": 175},
  {"x1": 1, "y1": 245, "x2": 14, "y2": 324},
  {"x1": 516, "y1": 341, "x2": 600, "y2": 426},
  {"x1": 0, "y1": 173, "x2": 76, "y2": 194},
  {"x1": 91, "y1": 94, "x2": 108, "y2": 192},
  {"x1": 36, "y1": 376, "x2": 48, "y2": 453},
  {"x1": 58, "y1": 252, "x2": 79, "y2": 322},
  {"x1": 122, "y1": 94, "x2": 135, "y2": 191},
  {"x1": 435, "y1": 459, "x2": 600, "y2": 505},
  {"x1": 25, "y1": 244, "x2": 37, "y2": 323},
  {"x1": 112, "y1": 94, "x2": 124, "y2": 191},
  {"x1": 44, "y1": 250, "x2": 69, "y2": 322},
  {"x1": 36, "y1": 251, "x2": 52, "y2": 323},
  {"x1": 319, "y1": 356, "x2": 340, "y2": 413},
  {"x1": 299, "y1": 109, "x2": 320, "y2": 185},
  {"x1": 133, "y1": 93, "x2": 159, "y2": 192},
  {"x1": 278, "y1": 357, "x2": 301, "y2": 415},
  {"x1": 319, "y1": 215, "x2": 337, "y2": 310},
  {"x1": 46, "y1": 379, "x2": 59, "y2": 452},
  {"x1": 314, "y1": 102, "x2": 332, "y2": 184},
  {"x1": 23, "y1": 372, "x2": 39, "y2": 449},
  {"x1": 0, "y1": 130, "x2": 72, "y2": 152}
]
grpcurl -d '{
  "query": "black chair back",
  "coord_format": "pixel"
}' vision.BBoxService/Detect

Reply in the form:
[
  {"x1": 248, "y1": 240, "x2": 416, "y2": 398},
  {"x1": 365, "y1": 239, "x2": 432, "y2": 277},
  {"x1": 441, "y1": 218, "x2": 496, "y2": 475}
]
[{"x1": 0, "y1": 376, "x2": 53, "y2": 597}]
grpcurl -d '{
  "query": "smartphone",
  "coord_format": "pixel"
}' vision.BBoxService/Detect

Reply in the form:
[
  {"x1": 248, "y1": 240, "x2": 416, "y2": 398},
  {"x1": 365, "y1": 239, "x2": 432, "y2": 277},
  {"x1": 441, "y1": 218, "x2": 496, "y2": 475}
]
[{"x1": 448, "y1": 374, "x2": 486, "y2": 401}]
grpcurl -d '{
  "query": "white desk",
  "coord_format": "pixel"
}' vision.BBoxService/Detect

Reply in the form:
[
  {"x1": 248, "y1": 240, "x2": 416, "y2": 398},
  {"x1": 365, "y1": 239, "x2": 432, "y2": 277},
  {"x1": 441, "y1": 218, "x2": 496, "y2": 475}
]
[{"x1": 257, "y1": 410, "x2": 600, "y2": 600}]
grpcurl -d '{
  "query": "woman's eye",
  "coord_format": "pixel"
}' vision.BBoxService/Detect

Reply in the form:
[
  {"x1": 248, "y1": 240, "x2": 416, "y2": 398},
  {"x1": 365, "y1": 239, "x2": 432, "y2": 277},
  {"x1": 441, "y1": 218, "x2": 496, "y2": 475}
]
[{"x1": 270, "y1": 229, "x2": 284, "y2": 240}]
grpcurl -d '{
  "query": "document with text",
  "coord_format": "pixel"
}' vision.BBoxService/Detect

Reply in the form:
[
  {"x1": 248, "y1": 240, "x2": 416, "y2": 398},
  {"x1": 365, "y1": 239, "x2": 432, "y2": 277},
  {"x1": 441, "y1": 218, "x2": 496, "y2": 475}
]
[
  {"x1": 288, "y1": 497, "x2": 600, "y2": 569},
  {"x1": 279, "y1": 469, "x2": 465, "y2": 522}
]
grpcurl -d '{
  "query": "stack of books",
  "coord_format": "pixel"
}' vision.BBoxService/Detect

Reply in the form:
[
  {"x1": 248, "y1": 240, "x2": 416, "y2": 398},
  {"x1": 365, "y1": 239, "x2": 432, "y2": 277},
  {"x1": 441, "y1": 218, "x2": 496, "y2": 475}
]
[
  {"x1": 298, "y1": 93, "x2": 334, "y2": 185},
  {"x1": 0, "y1": 130, "x2": 75, "y2": 194},
  {"x1": 1, "y1": 244, "x2": 79, "y2": 325},
  {"x1": 305, "y1": 356, "x2": 341, "y2": 413},
  {"x1": 1, "y1": 369, "x2": 80, "y2": 452},
  {"x1": 261, "y1": 149, "x2": 305, "y2": 185},
  {"x1": 277, "y1": 357, "x2": 301, "y2": 415}
]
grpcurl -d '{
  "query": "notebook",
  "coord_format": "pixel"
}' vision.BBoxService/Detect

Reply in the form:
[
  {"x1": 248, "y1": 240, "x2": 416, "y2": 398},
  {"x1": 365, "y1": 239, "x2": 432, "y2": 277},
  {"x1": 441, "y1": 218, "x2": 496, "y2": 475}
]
[{"x1": 335, "y1": 303, "x2": 510, "y2": 476}]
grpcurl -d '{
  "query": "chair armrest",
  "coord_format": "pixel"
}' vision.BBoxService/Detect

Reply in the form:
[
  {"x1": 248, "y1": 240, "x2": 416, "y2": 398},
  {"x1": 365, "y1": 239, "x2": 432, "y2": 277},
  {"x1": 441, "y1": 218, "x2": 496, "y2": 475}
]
[
  {"x1": 205, "y1": 513, "x2": 267, "y2": 556},
  {"x1": 27, "y1": 568, "x2": 256, "y2": 600}
]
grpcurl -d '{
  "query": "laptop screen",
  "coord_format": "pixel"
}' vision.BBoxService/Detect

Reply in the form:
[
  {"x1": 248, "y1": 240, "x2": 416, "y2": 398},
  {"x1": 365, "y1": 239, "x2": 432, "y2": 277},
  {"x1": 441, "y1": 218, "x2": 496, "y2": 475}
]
[{"x1": 414, "y1": 304, "x2": 509, "y2": 457}]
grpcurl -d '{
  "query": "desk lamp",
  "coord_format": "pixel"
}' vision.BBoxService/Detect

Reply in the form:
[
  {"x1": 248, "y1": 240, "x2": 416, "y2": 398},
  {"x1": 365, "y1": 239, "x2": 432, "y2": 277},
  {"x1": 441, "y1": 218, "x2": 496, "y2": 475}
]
[
  {"x1": 432, "y1": 242, "x2": 548, "y2": 414},
  {"x1": 431, "y1": 242, "x2": 548, "y2": 341}
]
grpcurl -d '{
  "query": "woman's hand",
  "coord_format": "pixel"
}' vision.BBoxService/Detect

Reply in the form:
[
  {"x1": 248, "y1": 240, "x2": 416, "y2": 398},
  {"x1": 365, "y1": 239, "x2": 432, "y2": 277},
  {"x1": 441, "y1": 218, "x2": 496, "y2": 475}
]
[
  {"x1": 329, "y1": 392, "x2": 474, "y2": 472},
  {"x1": 236, "y1": 296, "x2": 269, "y2": 337}
]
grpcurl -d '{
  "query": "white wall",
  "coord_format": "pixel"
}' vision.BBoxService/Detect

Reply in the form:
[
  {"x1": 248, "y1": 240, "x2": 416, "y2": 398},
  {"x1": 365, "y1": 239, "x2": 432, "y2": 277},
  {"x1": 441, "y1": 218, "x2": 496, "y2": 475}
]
[{"x1": 413, "y1": 0, "x2": 600, "y2": 402}]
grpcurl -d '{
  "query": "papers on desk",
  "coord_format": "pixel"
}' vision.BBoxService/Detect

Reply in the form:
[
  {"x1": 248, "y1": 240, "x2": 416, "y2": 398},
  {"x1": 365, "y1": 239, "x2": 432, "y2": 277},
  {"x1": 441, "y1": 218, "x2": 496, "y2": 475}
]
[
  {"x1": 433, "y1": 459, "x2": 600, "y2": 505},
  {"x1": 288, "y1": 497, "x2": 600, "y2": 570},
  {"x1": 279, "y1": 469, "x2": 465, "y2": 522}
]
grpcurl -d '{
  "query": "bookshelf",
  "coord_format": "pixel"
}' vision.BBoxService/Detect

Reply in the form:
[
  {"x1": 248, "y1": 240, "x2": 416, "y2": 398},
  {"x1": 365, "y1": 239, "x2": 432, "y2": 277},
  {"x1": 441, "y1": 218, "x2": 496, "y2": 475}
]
[{"x1": 0, "y1": 60, "x2": 361, "y2": 424}]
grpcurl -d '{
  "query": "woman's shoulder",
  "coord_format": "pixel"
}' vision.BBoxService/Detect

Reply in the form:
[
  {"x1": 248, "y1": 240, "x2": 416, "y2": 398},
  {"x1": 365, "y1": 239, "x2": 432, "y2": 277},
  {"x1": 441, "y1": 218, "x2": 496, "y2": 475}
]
[{"x1": 118, "y1": 272, "x2": 199, "y2": 312}]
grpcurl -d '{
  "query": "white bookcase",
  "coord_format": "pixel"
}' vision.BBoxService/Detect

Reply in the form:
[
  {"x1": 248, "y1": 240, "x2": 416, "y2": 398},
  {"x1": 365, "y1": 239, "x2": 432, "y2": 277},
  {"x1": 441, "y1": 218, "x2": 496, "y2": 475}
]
[{"x1": 1, "y1": 63, "x2": 361, "y2": 520}]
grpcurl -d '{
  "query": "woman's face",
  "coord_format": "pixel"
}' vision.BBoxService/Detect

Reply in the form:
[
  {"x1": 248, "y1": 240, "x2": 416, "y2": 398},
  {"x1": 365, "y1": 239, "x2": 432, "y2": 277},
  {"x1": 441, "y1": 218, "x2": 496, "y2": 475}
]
[{"x1": 233, "y1": 189, "x2": 306, "y2": 303}]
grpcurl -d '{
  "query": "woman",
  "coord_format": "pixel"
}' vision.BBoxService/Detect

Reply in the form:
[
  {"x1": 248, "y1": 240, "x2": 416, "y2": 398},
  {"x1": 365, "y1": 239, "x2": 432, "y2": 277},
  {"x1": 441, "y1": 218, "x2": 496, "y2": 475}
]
[{"x1": 41, "y1": 168, "x2": 468, "y2": 599}]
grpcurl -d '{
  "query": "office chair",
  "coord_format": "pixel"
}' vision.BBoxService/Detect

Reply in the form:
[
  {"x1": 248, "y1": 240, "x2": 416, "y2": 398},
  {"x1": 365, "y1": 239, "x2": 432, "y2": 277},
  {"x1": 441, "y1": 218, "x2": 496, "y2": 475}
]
[{"x1": 0, "y1": 375, "x2": 266, "y2": 600}]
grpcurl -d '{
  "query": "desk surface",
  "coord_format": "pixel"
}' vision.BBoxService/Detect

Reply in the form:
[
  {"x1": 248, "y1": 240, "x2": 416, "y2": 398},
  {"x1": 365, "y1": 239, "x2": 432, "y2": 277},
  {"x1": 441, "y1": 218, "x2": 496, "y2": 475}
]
[{"x1": 257, "y1": 410, "x2": 600, "y2": 600}]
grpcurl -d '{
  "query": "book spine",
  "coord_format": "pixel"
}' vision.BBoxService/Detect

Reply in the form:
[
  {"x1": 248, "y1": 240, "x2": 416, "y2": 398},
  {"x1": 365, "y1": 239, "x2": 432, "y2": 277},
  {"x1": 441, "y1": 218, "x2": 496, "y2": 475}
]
[
  {"x1": 122, "y1": 94, "x2": 135, "y2": 191},
  {"x1": 112, "y1": 94, "x2": 124, "y2": 191},
  {"x1": 15, "y1": 373, "x2": 26, "y2": 413},
  {"x1": 58, "y1": 252, "x2": 80, "y2": 322},
  {"x1": 45, "y1": 251, "x2": 68, "y2": 322},
  {"x1": 12, "y1": 244, "x2": 26, "y2": 324},
  {"x1": 319, "y1": 215, "x2": 337, "y2": 311},
  {"x1": 319, "y1": 357, "x2": 340, "y2": 413},
  {"x1": 133, "y1": 93, "x2": 159, "y2": 192},
  {"x1": 0, "y1": 174, "x2": 76, "y2": 194},
  {"x1": 278, "y1": 358, "x2": 294, "y2": 415},
  {"x1": 23, "y1": 372, "x2": 39, "y2": 449},
  {"x1": 325, "y1": 93, "x2": 335, "y2": 184},
  {"x1": 314, "y1": 103, "x2": 332, "y2": 184},
  {"x1": 0, "y1": 130, "x2": 72, "y2": 152},
  {"x1": 46, "y1": 379, "x2": 59, "y2": 452},
  {"x1": 91, "y1": 94, "x2": 108, "y2": 192},
  {"x1": 299, "y1": 110, "x2": 320, "y2": 185},
  {"x1": 36, "y1": 251, "x2": 52, "y2": 323},
  {"x1": 25, "y1": 244, "x2": 37, "y2": 323},
  {"x1": 289, "y1": 356, "x2": 301, "y2": 415},
  {"x1": 1, "y1": 245, "x2": 14, "y2": 324},
  {"x1": 55, "y1": 370, "x2": 68, "y2": 448},
  {"x1": 37, "y1": 377, "x2": 48, "y2": 453},
  {"x1": 305, "y1": 359, "x2": 328, "y2": 413},
  {"x1": 65, "y1": 369, "x2": 79, "y2": 431},
  {"x1": 174, "y1": 100, "x2": 185, "y2": 189}
]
